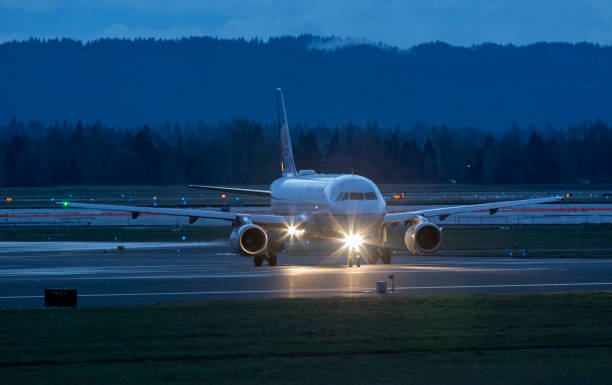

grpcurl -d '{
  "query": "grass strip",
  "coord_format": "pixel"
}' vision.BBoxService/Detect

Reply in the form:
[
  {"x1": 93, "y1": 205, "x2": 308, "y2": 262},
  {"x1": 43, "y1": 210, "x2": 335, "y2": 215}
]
[{"x1": 1, "y1": 293, "x2": 612, "y2": 384}]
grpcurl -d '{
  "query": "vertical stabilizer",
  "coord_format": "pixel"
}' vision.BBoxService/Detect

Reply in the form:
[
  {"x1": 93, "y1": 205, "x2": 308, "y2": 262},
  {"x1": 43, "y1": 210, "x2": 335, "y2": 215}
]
[{"x1": 276, "y1": 88, "x2": 297, "y2": 177}]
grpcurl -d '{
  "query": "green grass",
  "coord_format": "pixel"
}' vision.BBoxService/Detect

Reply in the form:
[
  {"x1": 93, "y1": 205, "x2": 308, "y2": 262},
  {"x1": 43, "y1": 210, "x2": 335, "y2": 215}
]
[
  {"x1": 3, "y1": 225, "x2": 612, "y2": 258},
  {"x1": 2, "y1": 183, "x2": 611, "y2": 208},
  {"x1": 0, "y1": 184, "x2": 269, "y2": 208},
  {"x1": 0, "y1": 225, "x2": 231, "y2": 242},
  {"x1": 2, "y1": 293, "x2": 612, "y2": 384},
  {"x1": 439, "y1": 226, "x2": 612, "y2": 249},
  {"x1": 386, "y1": 225, "x2": 612, "y2": 257}
]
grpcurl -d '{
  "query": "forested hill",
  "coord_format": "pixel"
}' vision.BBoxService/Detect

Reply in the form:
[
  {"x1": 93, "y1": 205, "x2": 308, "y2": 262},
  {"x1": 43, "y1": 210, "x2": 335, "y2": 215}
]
[{"x1": 1, "y1": 36, "x2": 611, "y2": 130}]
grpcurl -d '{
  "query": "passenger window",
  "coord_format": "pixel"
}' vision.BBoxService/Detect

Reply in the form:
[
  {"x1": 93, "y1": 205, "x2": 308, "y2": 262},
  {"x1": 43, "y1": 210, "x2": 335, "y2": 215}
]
[
  {"x1": 365, "y1": 192, "x2": 377, "y2": 200},
  {"x1": 349, "y1": 192, "x2": 364, "y2": 200}
]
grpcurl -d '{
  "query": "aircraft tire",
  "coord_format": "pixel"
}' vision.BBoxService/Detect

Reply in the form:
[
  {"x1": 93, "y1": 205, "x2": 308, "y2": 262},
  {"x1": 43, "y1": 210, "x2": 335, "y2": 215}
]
[
  {"x1": 381, "y1": 248, "x2": 391, "y2": 264},
  {"x1": 267, "y1": 251, "x2": 278, "y2": 266},
  {"x1": 269, "y1": 238, "x2": 285, "y2": 252},
  {"x1": 254, "y1": 254, "x2": 264, "y2": 267},
  {"x1": 367, "y1": 247, "x2": 378, "y2": 264}
]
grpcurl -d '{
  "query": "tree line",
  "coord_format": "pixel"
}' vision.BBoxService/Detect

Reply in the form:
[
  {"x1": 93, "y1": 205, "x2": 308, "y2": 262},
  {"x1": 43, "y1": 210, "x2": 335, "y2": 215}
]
[{"x1": 1, "y1": 118, "x2": 611, "y2": 187}]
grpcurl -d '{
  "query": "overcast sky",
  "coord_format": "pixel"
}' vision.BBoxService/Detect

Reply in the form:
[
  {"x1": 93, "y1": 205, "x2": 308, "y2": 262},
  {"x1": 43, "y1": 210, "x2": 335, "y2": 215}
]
[{"x1": 1, "y1": 0, "x2": 612, "y2": 47}]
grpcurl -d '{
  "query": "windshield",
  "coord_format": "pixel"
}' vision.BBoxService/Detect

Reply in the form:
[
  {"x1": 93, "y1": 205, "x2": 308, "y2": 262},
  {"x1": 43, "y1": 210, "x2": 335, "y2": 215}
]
[
  {"x1": 336, "y1": 192, "x2": 349, "y2": 201},
  {"x1": 336, "y1": 191, "x2": 378, "y2": 201},
  {"x1": 364, "y1": 192, "x2": 377, "y2": 200}
]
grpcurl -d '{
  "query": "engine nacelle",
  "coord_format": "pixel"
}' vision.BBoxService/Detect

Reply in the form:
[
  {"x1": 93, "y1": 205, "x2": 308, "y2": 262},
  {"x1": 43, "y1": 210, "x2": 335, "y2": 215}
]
[
  {"x1": 404, "y1": 220, "x2": 442, "y2": 254},
  {"x1": 230, "y1": 224, "x2": 268, "y2": 255}
]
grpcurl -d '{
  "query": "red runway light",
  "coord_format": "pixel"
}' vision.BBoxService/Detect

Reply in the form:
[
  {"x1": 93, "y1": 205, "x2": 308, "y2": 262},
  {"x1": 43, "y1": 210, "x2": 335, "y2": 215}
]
[{"x1": 221, "y1": 193, "x2": 227, "y2": 199}]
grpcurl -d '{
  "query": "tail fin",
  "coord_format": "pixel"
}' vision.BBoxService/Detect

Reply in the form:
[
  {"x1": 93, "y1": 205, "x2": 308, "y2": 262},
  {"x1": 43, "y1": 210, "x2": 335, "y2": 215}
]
[{"x1": 276, "y1": 88, "x2": 297, "y2": 177}]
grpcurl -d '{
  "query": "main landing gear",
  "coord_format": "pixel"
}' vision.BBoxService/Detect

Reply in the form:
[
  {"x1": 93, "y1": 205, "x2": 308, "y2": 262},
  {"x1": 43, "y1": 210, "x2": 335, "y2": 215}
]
[
  {"x1": 381, "y1": 247, "x2": 391, "y2": 264},
  {"x1": 360, "y1": 226, "x2": 391, "y2": 265},
  {"x1": 359, "y1": 245, "x2": 391, "y2": 265},
  {"x1": 253, "y1": 250, "x2": 278, "y2": 267}
]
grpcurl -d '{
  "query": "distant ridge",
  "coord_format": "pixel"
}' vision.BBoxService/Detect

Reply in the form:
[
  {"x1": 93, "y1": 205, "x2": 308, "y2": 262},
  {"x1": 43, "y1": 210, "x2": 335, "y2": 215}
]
[{"x1": 1, "y1": 35, "x2": 611, "y2": 129}]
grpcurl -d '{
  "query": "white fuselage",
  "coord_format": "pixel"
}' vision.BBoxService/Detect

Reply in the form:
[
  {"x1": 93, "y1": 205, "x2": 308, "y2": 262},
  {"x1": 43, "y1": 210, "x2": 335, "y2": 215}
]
[{"x1": 270, "y1": 172, "x2": 386, "y2": 236}]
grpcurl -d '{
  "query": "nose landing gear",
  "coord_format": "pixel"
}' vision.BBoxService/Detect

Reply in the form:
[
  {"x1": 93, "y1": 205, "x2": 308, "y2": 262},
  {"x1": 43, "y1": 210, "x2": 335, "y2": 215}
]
[{"x1": 347, "y1": 251, "x2": 361, "y2": 267}]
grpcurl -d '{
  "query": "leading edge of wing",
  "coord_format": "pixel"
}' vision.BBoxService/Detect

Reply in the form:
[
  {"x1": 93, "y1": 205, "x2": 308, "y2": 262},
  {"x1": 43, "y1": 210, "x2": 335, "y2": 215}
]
[
  {"x1": 62, "y1": 202, "x2": 291, "y2": 225},
  {"x1": 187, "y1": 185, "x2": 271, "y2": 197},
  {"x1": 384, "y1": 196, "x2": 564, "y2": 224}
]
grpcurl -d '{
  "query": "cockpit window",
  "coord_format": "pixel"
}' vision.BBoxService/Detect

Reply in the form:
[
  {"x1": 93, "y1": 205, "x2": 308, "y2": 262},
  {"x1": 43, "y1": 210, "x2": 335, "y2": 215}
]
[
  {"x1": 349, "y1": 192, "x2": 364, "y2": 200},
  {"x1": 337, "y1": 192, "x2": 377, "y2": 201},
  {"x1": 336, "y1": 192, "x2": 349, "y2": 201},
  {"x1": 364, "y1": 192, "x2": 377, "y2": 200}
]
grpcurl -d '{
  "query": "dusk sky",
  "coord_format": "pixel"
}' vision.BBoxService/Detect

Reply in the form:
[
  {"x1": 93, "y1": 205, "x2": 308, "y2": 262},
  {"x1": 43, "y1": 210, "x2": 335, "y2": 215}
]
[{"x1": 1, "y1": 0, "x2": 612, "y2": 47}]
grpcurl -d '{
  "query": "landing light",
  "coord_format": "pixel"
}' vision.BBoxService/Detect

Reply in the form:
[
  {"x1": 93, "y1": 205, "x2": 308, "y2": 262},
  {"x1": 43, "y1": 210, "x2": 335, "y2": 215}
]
[
  {"x1": 344, "y1": 233, "x2": 363, "y2": 250},
  {"x1": 286, "y1": 225, "x2": 304, "y2": 237}
]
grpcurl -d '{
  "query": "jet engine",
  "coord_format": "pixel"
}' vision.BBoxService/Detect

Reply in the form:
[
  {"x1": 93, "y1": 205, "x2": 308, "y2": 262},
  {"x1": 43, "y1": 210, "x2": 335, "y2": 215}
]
[
  {"x1": 230, "y1": 224, "x2": 268, "y2": 255},
  {"x1": 404, "y1": 218, "x2": 442, "y2": 254}
]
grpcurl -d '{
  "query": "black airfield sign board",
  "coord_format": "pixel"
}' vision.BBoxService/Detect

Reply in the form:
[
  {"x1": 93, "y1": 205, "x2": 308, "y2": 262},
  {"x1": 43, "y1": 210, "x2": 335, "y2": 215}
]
[{"x1": 44, "y1": 289, "x2": 77, "y2": 307}]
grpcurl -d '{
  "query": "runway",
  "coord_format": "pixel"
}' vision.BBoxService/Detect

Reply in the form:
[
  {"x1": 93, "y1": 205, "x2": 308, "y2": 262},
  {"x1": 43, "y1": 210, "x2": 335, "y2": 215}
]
[{"x1": 2, "y1": 242, "x2": 612, "y2": 308}]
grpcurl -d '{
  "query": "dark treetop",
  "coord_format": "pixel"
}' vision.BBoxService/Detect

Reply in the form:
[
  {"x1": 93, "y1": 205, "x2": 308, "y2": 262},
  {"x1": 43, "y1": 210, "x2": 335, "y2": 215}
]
[{"x1": 1, "y1": 118, "x2": 610, "y2": 186}]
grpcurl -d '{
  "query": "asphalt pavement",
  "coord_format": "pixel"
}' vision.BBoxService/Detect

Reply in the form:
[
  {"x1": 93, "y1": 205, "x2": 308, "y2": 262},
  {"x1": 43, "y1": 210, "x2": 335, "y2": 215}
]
[{"x1": 1, "y1": 242, "x2": 612, "y2": 308}]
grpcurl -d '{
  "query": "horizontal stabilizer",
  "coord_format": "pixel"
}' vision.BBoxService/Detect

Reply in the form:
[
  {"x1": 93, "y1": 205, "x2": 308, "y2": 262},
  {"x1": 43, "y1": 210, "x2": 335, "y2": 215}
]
[{"x1": 187, "y1": 185, "x2": 271, "y2": 197}]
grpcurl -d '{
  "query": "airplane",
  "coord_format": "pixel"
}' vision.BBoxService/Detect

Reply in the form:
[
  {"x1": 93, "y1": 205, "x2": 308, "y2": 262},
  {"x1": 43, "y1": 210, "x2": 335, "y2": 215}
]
[{"x1": 62, "y1": 88, "x2": 564, "y2": 267}]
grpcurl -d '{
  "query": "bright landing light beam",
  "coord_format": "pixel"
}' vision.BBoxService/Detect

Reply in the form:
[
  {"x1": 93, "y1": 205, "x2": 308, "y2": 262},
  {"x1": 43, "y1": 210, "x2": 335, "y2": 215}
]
[
  {"x1": 344, "y1": 233, "x2": 363, "y2": 250},
  {"x1": 286, "y1": 225, "x2": 304, "y2": 237}
]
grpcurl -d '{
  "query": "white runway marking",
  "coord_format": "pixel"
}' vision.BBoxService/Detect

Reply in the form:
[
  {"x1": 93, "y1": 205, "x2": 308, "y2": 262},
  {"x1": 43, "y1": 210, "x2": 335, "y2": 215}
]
[
  {"x1": 3, "y1": 281, "x2": 612, "y2": 300},
  {"x1": 416, "y1": 259, "x2": 612, "y2": 265},
  {"x1": 396, "y1": 282, "x2": 612, "y2": 290},
  {"x1": 0, "y1": 265, "x2": 550, "y2": 279}
]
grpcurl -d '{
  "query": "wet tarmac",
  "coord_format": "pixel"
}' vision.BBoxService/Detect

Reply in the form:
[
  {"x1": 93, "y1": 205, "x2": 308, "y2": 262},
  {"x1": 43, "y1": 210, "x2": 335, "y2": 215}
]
[{"x1": 1, "y1": 242, "x2": 612, "y2": 308}]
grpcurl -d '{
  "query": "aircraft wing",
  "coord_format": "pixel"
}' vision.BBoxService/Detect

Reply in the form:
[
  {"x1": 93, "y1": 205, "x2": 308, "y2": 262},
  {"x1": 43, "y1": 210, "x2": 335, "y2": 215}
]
[
  {"x1": 187, "y1": 185, "x2": 271, "y2": 197},
  {"x1": 384, "y1": 196, "x2": 564, "y2": 224},
  {"x1": 62, "y1": 202, "x2": 294, "y2": 226}
]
